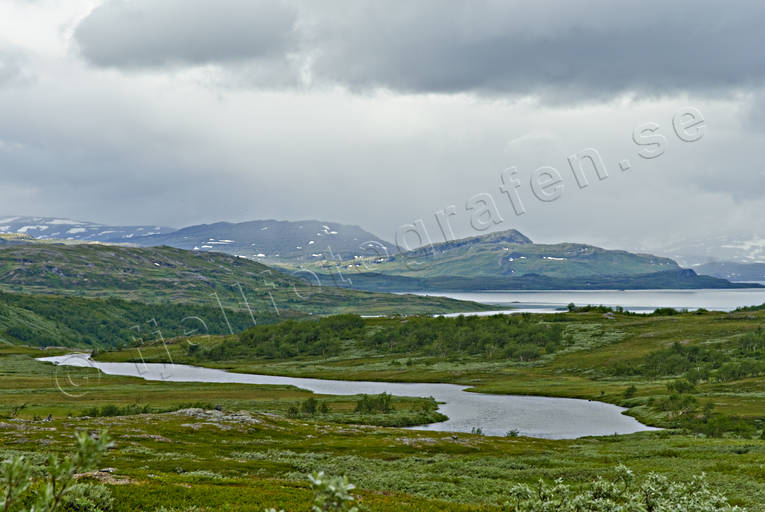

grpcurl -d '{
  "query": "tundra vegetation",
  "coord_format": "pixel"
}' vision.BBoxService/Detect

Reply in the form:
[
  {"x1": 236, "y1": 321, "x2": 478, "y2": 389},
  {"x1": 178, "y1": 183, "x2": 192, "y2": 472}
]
[
  {"x1": 0, "y1": 245, "x2": 489, "y2": 338},
  {"x1": 101, "y1": 309, "x2": 765, "y2": 437},
  {"x1": 1, "y1": 305, "x2": 763, "y2": 510}
]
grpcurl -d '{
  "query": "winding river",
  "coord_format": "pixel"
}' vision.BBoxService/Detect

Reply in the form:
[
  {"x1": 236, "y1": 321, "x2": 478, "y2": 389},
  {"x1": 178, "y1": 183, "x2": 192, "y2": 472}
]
[{"x1": 39, "y1": 354, "x2": 658, "y2": 440}]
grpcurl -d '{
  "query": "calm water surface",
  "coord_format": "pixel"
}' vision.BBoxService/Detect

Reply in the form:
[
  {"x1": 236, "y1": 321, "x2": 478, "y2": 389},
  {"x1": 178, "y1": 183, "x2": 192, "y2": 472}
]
[
  {"x1": 418, "y1": 288, "x2": 765, "y2": 314},
  {"x1": 38, "y1": 354, "x2": 657, "y2": 440}
]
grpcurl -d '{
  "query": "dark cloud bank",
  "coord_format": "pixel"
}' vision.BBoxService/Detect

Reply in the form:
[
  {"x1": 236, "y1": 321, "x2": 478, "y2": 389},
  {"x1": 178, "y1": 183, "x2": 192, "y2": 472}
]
[{"x1": 74, "y1": 0, "x2": 765, "y2": 99}]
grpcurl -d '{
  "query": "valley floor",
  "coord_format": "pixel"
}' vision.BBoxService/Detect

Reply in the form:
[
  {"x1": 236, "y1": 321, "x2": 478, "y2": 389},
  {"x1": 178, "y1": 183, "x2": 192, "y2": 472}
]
[
  {"x1": 3, "y1": 307, "x2": 765, "y2": 510},
  {"x1": 1, "y1": 381, "x2": 763, "y2": 510}
]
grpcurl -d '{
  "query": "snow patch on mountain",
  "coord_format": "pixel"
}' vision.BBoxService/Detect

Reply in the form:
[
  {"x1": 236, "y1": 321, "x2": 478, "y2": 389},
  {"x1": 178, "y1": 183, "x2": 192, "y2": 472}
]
[{"x1": 0, "y1": 216, "x2": 176, "y2": 243}]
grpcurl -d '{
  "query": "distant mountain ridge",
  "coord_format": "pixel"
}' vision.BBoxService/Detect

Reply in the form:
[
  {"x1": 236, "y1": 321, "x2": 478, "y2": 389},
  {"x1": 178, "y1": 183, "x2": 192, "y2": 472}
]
[
  {"x1": 693, "y1": 261, "x2": 765, "y2": 282},
  {"x1": 3, "y1": 215, "x2": 759, "y2": 290},
  {"x1": 0, "y1": 216, "x2": 174, "y2": 243},
  {"x1": 0, "y1": 216, "x2": 393, "y2": 263},
  {"x1": 302, "y1": 228, "x2": 761, "y2": 291},
  {"x1": 133, "y1": 219, "x2": 393, "y2": 262},
  {"x1": 374, "y1": 228, "x2": 680, "y2": 279},
  {"x1": 326, "y1": 268, "x2": 754, "y2": 291}
]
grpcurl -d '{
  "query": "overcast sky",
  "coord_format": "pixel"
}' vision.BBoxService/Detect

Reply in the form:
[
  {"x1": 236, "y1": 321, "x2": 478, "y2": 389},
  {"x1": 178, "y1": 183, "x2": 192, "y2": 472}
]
[{"x1": 1, "y1": 0, "x2": 764, "y2": 250}]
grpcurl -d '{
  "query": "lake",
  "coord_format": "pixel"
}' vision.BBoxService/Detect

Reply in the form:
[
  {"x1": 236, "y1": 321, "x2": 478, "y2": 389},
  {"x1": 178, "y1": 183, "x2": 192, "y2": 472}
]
[
  {"x1": 38, "y1": 354, "x2": 658, "y2": 440},
  {"x1": 415, "y1": 288, "x2": 765, "y2": 314}
]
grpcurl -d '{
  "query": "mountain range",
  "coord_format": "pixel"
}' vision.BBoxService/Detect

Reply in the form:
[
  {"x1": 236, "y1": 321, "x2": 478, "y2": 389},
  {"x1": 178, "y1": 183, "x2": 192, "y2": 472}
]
[
  {"x1": 0, "y1": 216, "x2": 174, "y2": 243},
  {"x1": 0, "y1": 216, "x2": 391, "y2": 262},
  {"x1": 1, "y1": 214, "x2": 761, "y2": 290},
  {"x1": 133, "y1": 219, "x2": 393, "y2": 262},
  {"x1": 299, "y1": 229, "x2": 756, "y2": 291},
  {"x1": 693, "y1": 261, "x2": 765, "y2": 282}
]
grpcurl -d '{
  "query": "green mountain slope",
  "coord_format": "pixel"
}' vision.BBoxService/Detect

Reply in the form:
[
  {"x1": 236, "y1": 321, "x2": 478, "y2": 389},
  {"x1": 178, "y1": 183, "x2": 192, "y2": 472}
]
[
  {"x1": 0, "y1": 291, "x2": 265, "y2": 349},
  {"x1": 291, "y1": 229, "x2": 759, "y2": 291},
  {"x1": 389, "y1": 241, "x2": 678, "y2": 279},
  {"x1": 0, "y1": 243, "x2": 490, "y2": 320}
]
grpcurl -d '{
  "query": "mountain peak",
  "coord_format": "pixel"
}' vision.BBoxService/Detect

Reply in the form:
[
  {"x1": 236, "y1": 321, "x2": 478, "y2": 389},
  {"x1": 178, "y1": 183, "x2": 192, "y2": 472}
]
[
  {"x1": 475, "y1": 229, "x2": 533, "y2": 245},
  {"x1": 429, "y1": 228, "x2": 533, "y2": 251},
  {"x1": 136, "y1": 218, "x2": 393, "y2": 261}
]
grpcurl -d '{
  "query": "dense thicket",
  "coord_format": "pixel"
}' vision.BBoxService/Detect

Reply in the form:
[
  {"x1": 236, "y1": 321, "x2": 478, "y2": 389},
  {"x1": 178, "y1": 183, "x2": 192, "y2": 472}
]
[
  {"x1": 198, "y1": 314, "x2": 564, "y2": 361},
  {"x1": 611, "y1": 328, "x2": 765, "y2": 381},
  {"x1": 368, "y1": 314, "x2": 563, "y2": 359}
]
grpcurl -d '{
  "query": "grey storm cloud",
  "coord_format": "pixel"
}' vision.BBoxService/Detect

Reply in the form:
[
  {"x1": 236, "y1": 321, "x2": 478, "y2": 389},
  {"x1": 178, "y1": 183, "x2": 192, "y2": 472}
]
[
  {"x1": 74, "y1": 0, "x2": 299, "y2": 67},
  {"x1": 73, "y1": 0, "x2": 765, "y2": 100},
  {"x1": 4, "y1": 0, "x2": 765, "y2": 252},
  {"x1": 307, "y1": 0, "x2": 765, "y2": 98}
]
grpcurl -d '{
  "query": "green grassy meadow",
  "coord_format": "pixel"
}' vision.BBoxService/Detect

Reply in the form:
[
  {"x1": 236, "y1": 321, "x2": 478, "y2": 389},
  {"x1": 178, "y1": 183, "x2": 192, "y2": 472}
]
[
  {"x1": 2, "y1": 347, "x2": 764, "y2": 511},
  {"x1": 97, "y1": 308, "x2": 765, "y2": 429},
  {"x1": 2, "y1": 306, "x2": 764, "y2": 510}
]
